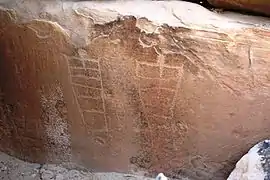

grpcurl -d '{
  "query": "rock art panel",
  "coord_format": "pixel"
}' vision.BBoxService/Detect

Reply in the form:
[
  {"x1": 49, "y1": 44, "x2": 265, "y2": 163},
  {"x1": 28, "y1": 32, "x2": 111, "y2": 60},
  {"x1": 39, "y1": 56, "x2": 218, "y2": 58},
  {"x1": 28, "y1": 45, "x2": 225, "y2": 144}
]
[
  {"x1": 82, "y1": 17, "x2": 270, "y2": 179},
  {"x1": 1, "y1": 1, "x2": 270, "y2": 180}
]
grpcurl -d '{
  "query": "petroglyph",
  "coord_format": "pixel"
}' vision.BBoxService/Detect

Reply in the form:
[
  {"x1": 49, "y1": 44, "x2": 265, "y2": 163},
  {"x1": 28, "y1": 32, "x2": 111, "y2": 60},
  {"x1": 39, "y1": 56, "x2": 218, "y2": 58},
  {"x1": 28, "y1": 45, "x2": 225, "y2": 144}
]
[
  {"x1": 2, "y1": 1, "x2": 270, "y2": 179},
  {"x1": 68, "y1": 49, "x2": 108, "y2": 136}
]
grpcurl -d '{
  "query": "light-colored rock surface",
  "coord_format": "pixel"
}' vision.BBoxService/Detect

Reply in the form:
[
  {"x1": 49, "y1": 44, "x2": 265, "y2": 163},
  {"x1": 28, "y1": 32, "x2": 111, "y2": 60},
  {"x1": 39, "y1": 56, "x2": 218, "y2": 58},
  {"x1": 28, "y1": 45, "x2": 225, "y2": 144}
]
[
  {"x1": 155, "y1": 173, "x2": 168, "y2": 180},
  {"x1": 1, "y1": 1, "x2": 270, "y2": 180},
  {"x1": 228, "y1": 140, "x2": 270, "y2": 180}
]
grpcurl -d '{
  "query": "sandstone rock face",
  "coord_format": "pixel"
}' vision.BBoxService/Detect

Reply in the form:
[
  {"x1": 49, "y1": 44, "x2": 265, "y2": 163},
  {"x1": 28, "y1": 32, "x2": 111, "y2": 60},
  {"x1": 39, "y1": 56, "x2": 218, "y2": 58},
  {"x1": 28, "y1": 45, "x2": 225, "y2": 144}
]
[
  {"x1": 1, "y1": 1, "x2": 270, "y2": 180},
  {"x1": 228, "y1": 140, "x2": 270, "y2": 180},
  {"x1": 208, "y1": 0, "x2": 270, "y2": 16}
]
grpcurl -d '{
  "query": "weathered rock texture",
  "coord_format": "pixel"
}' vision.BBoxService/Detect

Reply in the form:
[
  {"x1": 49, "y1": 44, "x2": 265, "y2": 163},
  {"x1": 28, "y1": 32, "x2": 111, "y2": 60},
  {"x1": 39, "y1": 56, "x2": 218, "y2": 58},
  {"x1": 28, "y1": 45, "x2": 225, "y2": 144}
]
[
  {"x1": 0, "y1": 151, "x2": 156, "y2": 180},
  {"x1": 1, "y1": 1, "x2": 270, "y2": 180}
]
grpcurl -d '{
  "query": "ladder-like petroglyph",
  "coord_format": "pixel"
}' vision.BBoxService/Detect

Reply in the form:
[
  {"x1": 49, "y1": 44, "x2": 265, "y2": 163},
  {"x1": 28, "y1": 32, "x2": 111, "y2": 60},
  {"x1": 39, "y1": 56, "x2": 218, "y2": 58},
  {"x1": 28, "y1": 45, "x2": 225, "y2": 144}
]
[
  {"x1": 68, "y1": 49, "x2": 108, "y2": 136},
  {"x1": 136, "y1": 61, "x2": 182, "y2": 119},
  {"x1": 135, "y1": 49, "x2": 186, "y2": 171}
]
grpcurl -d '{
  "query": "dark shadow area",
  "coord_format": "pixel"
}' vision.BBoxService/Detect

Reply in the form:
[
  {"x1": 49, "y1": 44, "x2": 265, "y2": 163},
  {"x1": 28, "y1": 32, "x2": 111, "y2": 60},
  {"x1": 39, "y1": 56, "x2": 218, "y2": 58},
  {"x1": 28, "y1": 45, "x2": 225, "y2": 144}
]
[{"x1": 183, "y1": 0, "x2": 215, "y2": 9}]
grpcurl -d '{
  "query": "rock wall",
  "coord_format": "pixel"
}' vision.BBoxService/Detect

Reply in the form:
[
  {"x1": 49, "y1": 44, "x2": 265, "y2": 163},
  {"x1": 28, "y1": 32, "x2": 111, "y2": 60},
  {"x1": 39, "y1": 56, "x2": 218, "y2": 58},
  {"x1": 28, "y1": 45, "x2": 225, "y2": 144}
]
[
  {"x1": 0, "y1": 11, "x2": 72, "y2": 163},
  {"x1": 208, "y1": 0, "x2": 270, "y2": 16},
  {"x1": 1, "y1": 1, "x2": 270, "y2": 179}
]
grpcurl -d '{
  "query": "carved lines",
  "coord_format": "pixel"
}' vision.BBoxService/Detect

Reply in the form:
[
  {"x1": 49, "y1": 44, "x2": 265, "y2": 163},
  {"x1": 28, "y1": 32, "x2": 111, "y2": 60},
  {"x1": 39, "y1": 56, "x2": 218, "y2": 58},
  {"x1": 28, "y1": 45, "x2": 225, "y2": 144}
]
[
  {"x1": 68, "y1": 51, "x2": 108, "y2": 133},
  {"x1": 169, "y1": 68, "x2": 185, "y2": 150},
  {"x1": 137, "y1": 61, "x2": 183, "y2": 72},
  {"x1": 136, "y1": 59, "x2": 182, "y2": 119},
  {"x1": 136, "y1": 51, "x2": 185, "y2": 154},
  {"x1": 70, "y1": 68, "x2": 100, "y2": 80}
]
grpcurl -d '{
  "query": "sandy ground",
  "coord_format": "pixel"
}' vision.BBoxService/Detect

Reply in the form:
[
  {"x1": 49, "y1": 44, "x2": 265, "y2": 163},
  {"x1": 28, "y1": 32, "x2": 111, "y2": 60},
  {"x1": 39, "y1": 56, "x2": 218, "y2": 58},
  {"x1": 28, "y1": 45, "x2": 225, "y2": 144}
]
[{"x1": 0, "y1": 152, "x2": 157, "y2": 180}]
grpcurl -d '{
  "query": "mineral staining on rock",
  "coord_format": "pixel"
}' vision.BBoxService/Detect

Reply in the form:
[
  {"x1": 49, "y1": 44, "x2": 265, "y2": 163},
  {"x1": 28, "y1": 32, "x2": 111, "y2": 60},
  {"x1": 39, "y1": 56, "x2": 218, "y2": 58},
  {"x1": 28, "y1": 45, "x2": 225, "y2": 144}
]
[
  {"x1": 1, "y1": 1, "x2": 270, "y2": 180},
  {"x1": 228, "y1": 140, "x2": 270, "y2": 180},
  {"x1": 0, "y1": 18, "x2": 72, "y2": 163}
]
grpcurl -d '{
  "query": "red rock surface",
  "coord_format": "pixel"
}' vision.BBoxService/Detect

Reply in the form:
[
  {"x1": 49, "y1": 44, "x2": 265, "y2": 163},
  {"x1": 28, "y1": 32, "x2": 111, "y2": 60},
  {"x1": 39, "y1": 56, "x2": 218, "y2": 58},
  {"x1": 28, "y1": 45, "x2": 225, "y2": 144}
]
[
  {"x1": 0, "y1": 1, "x2": 270, "y2": 180},
  {"x1": 208, "y1": 0, "x2": 270, "y2": 16}
]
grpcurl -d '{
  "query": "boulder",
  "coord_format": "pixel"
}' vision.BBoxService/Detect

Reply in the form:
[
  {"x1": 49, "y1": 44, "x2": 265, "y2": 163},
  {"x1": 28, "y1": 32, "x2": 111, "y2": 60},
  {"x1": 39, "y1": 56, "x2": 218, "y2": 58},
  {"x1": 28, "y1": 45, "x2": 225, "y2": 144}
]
[
  {"x1": 0, "y1": 0, "x2": 270, "y2": 180},
  {"x1": 208, "y1": 0, "x2": 270, "y2": 16},
  {"x1": 228, "y1": 140, "x2": 270, "y2": 180}
]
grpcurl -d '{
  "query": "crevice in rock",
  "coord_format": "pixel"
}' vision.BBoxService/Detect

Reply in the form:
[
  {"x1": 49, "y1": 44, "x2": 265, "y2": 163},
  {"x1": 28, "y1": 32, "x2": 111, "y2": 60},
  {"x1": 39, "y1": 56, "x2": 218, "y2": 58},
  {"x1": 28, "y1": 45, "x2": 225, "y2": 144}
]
[
  {"x1": 37, "y1": 164, "x2": 44, "y2": 180},
  {"x1": 183, "y1": 0, "x2": 215, "y2": 9}
]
